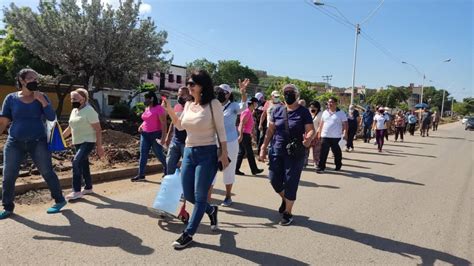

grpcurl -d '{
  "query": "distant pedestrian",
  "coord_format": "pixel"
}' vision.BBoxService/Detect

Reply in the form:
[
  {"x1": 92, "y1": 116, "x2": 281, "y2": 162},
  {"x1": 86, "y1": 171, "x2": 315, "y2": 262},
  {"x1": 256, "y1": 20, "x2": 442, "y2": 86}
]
[
  {"x1": 403, "y1": 111, "x2": 410, "y2": 133},
  {"x1": 0, "y1": 68, "x2": 66, "y2": 219},
  {"x1": 163, "y1": 70, "x2": 229, "y2": 249},
  {"x1": 420, "y1": 108, "x2": 432, "y2": 137},
  {"x1": 373, "y1": 107, "x2": 389, "y2": 152},
  {"x1": 209, "y1": 80, "x2": 248, "y2": 207},
  {"x1": 308, "y1": 101, "x2": 323, "y2": 168},
  {"x1": 361, "y1": 106, "x2": 374, "y2": 143},
  {"x1": 132, "y1": 91, "x2": 168, "y2": 182},
  {"x1": 254, "y1": 92, "x2": 266, "y2": 155},
  {"x1": 62, "y1": 88, "x2": 105, "y2": 200},
  {"x1": 384, "y1": 108, "x2": 391, "y2": 141},
  {"x1": 259, "y1": 84, "x2": 315, "y2": 226},
  {"x1": 235, "y1": 97, "x2": 263, "y2": 176},
  {"x1": 407, "y1": 111, "x2": 417, "y2": 136},
  {"x1": 394, "y1": 111, "x2": 405, "y2": 142},
  {"x1": 316, "y1": 97, "x2": 348, "y2": 173},
  {"x1": 259, "y1": 90, "x2": 283, "y2": 140},
  {"x1": 346, "y1": 105, "x2": 359, "y2": 152},
  {"x1": 432, "y1": 111, "x2": 440, "y2": 131}
]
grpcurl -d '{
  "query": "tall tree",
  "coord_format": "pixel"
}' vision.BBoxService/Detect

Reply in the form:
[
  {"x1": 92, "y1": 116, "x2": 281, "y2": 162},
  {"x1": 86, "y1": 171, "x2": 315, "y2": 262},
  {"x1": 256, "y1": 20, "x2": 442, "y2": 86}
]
[
  {"x1": 186, "y1": 58, "x2": 217, "y2": 78},
  {"x1": 4, "y1": 0, "x2": 170, "y2": 110}
]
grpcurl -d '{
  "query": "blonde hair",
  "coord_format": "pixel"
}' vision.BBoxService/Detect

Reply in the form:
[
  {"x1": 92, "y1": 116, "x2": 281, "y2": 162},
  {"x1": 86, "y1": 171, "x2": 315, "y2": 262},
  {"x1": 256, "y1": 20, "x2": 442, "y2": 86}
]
[{"x1": 72, "y1": 88, "x2": 89, "y2": 102}]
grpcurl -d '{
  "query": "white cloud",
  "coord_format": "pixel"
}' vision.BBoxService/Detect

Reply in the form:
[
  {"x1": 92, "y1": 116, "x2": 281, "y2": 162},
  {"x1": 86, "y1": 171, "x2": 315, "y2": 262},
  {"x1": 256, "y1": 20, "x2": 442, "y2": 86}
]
[{"x1": 139, "y1": 3, "x2": 152, "y2": 14}]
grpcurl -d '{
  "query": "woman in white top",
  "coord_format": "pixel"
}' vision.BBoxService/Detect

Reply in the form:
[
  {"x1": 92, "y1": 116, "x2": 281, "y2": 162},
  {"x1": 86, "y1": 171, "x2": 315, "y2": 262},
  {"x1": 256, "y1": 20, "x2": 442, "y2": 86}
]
[
  {"x1": 163, "y1": 70, "x2": 229, "y2": 250},
  {"x1": 308, "y1": 101, "x2": 323, "y2": 168},
  {"x1": 372, "y1": 107, "x2": 389, "y2": 152}
]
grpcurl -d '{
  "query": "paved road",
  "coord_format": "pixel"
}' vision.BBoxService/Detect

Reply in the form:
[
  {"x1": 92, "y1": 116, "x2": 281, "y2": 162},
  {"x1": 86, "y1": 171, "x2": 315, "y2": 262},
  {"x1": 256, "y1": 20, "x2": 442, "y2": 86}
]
[{"x1": 1, "y1": 122, "x2": 472, "y2": 264}]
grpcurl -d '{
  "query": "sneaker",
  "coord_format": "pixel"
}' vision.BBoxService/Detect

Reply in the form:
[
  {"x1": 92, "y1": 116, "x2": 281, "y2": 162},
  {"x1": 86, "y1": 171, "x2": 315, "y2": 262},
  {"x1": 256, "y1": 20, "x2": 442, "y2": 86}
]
[
  {"x1": 0, "y1": 210, "x2": 12, "y2": 220},
  {"x1": 172, "y1": 232, "x2": 193, "y2": 249},
  {"x1": 221, "y1": 197, "x2": 233, "y2": 207},
  {"x1": 131, "y1": 175, "x2": 146, "y2": 182},
  {"x1": 235, "y1": 170, "x2": 245, "y2": 176},
  {"x1": 65, "y1": 191, "x2": 83, "y2": 201},
  {"x1": 82, "y1": 188, "x2": 94, "y2": 195},
  {"x1": 335, "y1": 166, "x2": 342, "y2": 171},
  {"x1": 280, "y1": 212, "x2": 293, "y2": 226},
  {"x1": 278, "y1": 199, "x2": 286, "y2": 214},
  {"x1": 252, "y1": 169, "x2": 264, "y2": 175},
  {"x1": 47, "y1": 201, "x2": 67, "y2": 214},
  {"x1": 207, "y1": 205, "x2": 219, "y2": 231},
  {"x1": 316, "y1": 167, "x2": 324, "y2": 174},
  {"x1": 345, "y1": 148, "x2": 350, "y2": 152}
]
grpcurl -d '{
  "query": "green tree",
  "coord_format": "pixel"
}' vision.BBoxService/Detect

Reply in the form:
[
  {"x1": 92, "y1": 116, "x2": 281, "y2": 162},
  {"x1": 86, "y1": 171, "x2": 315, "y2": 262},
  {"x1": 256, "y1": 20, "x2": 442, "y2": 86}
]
[
  {"x1": 127, "y1": 82, "x2": 156, "y2": 106},
  {"x1": 214, "y1": 60, "x2": 259, "y2": 87},
  {"x1": 316, "y1": 92, "x2": 338, "y2": 104},
  {"x1": 186, "y1": 58, "x2": 217, "y2": 78}
]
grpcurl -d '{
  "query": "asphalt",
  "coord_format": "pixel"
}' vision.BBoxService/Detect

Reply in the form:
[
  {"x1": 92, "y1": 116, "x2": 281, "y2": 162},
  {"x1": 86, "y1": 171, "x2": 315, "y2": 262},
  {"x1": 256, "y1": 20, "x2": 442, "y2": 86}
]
[{"x1": 1, "y1": 122, "x2": 472, "y2": 264}]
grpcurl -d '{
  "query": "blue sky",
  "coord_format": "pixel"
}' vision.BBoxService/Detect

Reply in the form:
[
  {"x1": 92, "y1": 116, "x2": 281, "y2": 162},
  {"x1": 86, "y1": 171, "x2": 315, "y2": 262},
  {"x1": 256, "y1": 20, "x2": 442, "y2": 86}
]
[{"x1": 1, "y1": 0, "x2": 472, "y2": 100}]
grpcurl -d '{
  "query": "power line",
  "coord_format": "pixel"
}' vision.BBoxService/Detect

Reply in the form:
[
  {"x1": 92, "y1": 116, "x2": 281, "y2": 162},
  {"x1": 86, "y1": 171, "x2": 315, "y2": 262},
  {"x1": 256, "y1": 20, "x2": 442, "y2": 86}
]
[{"x1": 360, "y1": 0, "x2": 385, "y2": 25}]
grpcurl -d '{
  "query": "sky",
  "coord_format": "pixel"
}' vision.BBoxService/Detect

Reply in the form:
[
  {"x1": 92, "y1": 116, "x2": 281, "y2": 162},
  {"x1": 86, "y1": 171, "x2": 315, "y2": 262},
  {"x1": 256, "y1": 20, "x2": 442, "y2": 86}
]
[{"x1": 0, "y1": 0, "x2": 472, "y2": 100}]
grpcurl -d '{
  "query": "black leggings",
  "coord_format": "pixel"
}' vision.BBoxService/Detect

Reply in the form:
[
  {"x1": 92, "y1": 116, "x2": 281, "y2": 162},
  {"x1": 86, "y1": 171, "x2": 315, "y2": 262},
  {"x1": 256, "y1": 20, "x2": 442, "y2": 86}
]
[{"x1": 395, "y1": 127, "x2": 404, "y2": 141}]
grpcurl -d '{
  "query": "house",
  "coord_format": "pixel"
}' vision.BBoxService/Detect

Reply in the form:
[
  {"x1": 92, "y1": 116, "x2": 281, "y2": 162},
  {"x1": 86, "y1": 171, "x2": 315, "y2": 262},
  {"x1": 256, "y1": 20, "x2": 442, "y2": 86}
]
[
  {"x1": 408, "y1": 83, "x2": 422, "y2": 109},
  {"x1": 142, "y1": 64, "x2": 187, "y2": 99}
]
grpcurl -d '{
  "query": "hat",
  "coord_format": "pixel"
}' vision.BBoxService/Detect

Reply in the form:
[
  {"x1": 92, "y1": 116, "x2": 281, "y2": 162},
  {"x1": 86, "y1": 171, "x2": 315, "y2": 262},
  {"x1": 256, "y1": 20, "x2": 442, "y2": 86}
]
[
  {"x1": 218, "y1": 84, "x2": 232, "y2": 94},
  {"x1": 255, "y1": 92, "x2": 264, "y2": 101},
  {"x1": 247, "y1": 97, "x2": 258, "y2": 104},
  {"x1": 271, "y1": 90, "x2": 280, "y2": 97},
  {"x1": 283, "y1": 84, "x2": 299, "y2": 94}
]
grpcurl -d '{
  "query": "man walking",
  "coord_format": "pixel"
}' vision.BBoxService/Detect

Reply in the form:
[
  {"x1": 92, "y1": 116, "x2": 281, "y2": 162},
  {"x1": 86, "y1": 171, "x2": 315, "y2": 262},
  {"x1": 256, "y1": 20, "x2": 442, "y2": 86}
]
[
  {"x1": 361, "y1": 106, "x2": 374, "y2": 143},
  {"x1": 316, "y1": 97, "x2": 348, "y2": 173}
]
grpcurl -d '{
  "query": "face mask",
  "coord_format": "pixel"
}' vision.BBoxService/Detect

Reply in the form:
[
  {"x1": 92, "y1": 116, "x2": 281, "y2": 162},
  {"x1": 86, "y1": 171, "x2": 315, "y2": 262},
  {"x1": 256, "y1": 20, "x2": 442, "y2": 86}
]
[
  {"x1": 310, "y1": 109, "x2": 316, "y2": 113},
  {"x1": 177, "y1": 97, "x2": 186, "y2": 106},
  {"x1": 144, "y1": 99, "x2": 152, "y2": 106},
  {"x1": 273, "y1": 97, "x2": 280, "y2": 104},
  {"x1": 72, "y1": 102, "x2": 81, "y2": 109},
  {"x1": 217, "y1": 91, "x2": 227, "y2": 103},
  {"x1": 284, "y1": 92, "x2": 296, "y2": 105},
  {"x1": 26, "y1": 81, "x2": 39, "y2": 91}
]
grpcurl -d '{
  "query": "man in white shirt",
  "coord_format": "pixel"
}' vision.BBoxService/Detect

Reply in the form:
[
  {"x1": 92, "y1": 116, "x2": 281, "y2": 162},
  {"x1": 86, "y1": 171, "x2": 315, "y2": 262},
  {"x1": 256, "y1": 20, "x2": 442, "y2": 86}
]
[{"x1": 316, "y1": 97, "x2": 348, "y2": 173}]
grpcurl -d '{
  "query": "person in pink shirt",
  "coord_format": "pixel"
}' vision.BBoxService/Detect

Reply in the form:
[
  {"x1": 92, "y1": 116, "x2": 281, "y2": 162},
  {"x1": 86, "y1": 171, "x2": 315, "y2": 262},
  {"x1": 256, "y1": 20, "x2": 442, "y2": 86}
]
[
  {"x1": 235, "y1": 97, "x2": 263, "y2": 176},
  {"x1": 131, "y1": 91, "x2": 168, "y2": 182}
]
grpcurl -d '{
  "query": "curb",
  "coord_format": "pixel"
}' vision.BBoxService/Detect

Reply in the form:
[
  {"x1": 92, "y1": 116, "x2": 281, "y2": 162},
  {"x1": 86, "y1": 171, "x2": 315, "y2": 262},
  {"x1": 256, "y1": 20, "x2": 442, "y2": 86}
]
[{"x1": 3, "y1": 163, "x2": 163, "y2": 196}]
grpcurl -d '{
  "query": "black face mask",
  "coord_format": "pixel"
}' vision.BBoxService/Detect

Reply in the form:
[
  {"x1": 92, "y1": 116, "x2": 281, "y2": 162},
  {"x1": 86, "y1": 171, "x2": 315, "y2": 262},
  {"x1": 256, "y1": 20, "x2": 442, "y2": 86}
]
[
  {"x1": 72, "y1": 102, "x2": 81, "y2": 109},
  {"x1": 217, "y1": 91, "x2": 227, "y2": 103},
  {"x1": 177, "y1": 97, "x2": 186, "y2": 106},
  {"x1": 144, "y1": 99, "x2": 152, "y2": 106},
  {"x1": 26, "y1": 81, "x2": 39, "y2": 91},
  {"x1": 284, "y1": 92, "x2": 297, "y2": 105}
]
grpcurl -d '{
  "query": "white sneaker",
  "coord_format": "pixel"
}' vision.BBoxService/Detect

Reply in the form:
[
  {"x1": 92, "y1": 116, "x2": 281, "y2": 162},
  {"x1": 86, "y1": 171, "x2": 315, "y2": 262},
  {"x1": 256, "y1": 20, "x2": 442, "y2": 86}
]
[
  {"x1": 65, "y1": 191, "x2": 83, "y2": 201},
  {"x1": 82, "y1": 189, "x2": 94, "y2": 195}
]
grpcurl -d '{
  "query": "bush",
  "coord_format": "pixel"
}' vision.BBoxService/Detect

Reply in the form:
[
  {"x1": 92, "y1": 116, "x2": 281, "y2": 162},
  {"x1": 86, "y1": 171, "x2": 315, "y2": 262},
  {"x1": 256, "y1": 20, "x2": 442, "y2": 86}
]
[{"x1": 110, "y1": 102, "x2": 132, "y2": 119}]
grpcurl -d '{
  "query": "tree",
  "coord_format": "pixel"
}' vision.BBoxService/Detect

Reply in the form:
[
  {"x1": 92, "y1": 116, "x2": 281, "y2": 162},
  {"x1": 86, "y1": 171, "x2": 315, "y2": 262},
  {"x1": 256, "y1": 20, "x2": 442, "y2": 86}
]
[
  {"x1": 127, "y1": 82, "x2": 156, "y2": 106},
  {"x1": 4, "y1": 0, "x2": 170, "y2": 113},
  {"x1": 367, "y1": 87, "x2": 410, "y2": 108},
  {"x1": 186, "y1": 58, "x2": 217, "y2": 78},
  {"x1": 316, "y1": 92, "x2": 338, "y2": 104},
  {"x1": 214, "y1": 60, "x2": 259, "y2": 87}
]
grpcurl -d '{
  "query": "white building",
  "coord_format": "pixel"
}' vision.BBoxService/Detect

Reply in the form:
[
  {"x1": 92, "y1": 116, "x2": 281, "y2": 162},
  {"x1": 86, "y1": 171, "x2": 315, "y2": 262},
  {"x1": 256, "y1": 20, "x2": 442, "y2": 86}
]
[{"x1": 141, "y1": 64, "x2": 187, "y2": 98}]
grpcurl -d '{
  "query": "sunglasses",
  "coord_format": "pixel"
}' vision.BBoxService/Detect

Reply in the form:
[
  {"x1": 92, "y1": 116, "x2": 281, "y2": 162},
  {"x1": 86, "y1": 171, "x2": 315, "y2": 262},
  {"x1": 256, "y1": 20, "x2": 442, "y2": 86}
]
[{"x1": 186, "y1": 81, "x2": 196, "y2": 87}]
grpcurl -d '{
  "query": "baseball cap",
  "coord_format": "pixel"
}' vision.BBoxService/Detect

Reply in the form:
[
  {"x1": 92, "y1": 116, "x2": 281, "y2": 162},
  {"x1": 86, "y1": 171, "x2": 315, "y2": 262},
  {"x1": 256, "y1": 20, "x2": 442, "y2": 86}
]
[
  {"x1": 255, "y1": 92, "x2": 264, "y2": 101},
  {"x1": 218, "y1": 84, "x2": 232, "y2": 94},
  {"x1": 271, "y1": 90, "x2": 280, "y2": 97}
]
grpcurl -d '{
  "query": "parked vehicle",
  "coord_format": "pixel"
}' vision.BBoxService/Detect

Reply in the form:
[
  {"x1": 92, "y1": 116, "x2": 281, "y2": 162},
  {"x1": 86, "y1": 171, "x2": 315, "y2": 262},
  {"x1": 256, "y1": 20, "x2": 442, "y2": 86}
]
[
  {"x1": 465, "y1": 117, "x2": 474, "y2": 130},
  {"x1": 461, "y1": 116, "x2": 469, "y2": 124}
]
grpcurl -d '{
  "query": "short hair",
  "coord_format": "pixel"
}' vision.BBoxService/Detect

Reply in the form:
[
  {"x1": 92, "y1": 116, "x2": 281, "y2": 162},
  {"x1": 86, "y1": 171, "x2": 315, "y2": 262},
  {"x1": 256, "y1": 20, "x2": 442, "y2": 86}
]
[
  {"x1": 72, "y1": 88, "x2": 89, "y2": 102},
  {"x1": 328, "y1": 96, "x2": 338, "y2": 103},
  {"x1": 144, "y1": 91, "x2": 159, "y2": 106},
  {"x1": 16, "y1": 68, "x2": 38, "y2": 89},
  {"x1": 190, "y1": 70, "x2": 214, "y2": 105}
]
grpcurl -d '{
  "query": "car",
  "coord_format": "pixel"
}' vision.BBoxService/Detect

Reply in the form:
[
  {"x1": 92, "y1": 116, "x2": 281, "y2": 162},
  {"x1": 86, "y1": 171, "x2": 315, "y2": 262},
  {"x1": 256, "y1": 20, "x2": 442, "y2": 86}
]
[
  {"x1": 465, "y1": 117, "x2": 474, "y2": 130},
  {"x1": 461, "y1": 116, "x2": 469, "y2": 124}
]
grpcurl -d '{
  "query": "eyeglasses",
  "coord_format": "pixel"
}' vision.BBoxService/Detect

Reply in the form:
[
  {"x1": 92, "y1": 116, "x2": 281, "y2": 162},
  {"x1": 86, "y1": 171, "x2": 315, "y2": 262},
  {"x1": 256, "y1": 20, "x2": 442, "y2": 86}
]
[{"x1": 186, "y1": 81, "x2": 196, "y2": 87}]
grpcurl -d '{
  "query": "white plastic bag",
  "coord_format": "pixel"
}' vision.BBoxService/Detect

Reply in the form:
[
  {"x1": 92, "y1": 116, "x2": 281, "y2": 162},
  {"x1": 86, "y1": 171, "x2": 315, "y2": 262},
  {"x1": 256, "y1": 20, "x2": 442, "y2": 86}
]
[
  {"x1": 152, "y1": 169, "x2": 183, "y2": 216},
  {"x1": 339, "y1": 135, "x2": 347, "y2": 149}
]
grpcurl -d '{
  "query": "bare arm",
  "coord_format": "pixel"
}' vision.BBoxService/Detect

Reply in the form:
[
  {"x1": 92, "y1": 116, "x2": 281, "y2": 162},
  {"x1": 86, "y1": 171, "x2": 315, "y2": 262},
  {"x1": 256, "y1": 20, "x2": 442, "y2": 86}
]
[
  {"x1": 162, "y1": 100, "x2": 184, "y2": 130},
  {"x1": 303, "y1": 123, "x2": 316, "y2": 147},
  {"x1": 259, "y1": 121, "x2": 276, "y2": 161},
  {"x1": 159, "y1": 113, "x2": 167, "y2": 145},
  {"x1": 62, "y1": 126, "x2": 71, "y2": 139},
  {"x1": 342, "y1": 121, "x2": 348, "y2": 139},
  {"x1": 0, "y1": 117, "x2": 10, "y2": 135},
  {"x1": 316, "y1": 120, "x2": 324, "y2": 140},
  {"x1": 91, "y1": 122, "x2": 105, "y2": 158}
]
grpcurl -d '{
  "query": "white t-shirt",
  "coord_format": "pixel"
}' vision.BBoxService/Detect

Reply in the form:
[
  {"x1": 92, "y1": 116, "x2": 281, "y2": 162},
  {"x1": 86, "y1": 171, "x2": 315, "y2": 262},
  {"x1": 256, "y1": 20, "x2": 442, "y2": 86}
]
[
  {"x1": 321, "y1": 109, "x2": 348, "y2": 138},
  {"x1": 374, "y1": 113, "x2": 388, "y2": 130}
]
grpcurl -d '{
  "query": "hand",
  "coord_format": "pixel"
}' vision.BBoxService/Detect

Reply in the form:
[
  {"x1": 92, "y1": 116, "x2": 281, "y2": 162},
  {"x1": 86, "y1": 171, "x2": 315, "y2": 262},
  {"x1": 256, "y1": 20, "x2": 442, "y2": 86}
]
[
  {"x1": 303, "y1": 138, "x2": 312, "y2": 148},
  {"x1": 316, "y1": 133, "x2": 321, "y2": 141},
  {"x1": 238, "y1": 135, "x2": 243, "y2": 144},
  {"x1": 159, "y1": 138, "x2": 166, "y2": 146},
  {"x1": 161, "y1": 98, "x2": 172, "y2": 112},
  {"x1": 96, "y1": 145, "x2": 105, "y2": 159},
  {"x1": 33, "y1": 91, "x2": 48, "y2": 106},
  {"x1": 238, "y1": 78, "x2": 250, "y2": 93},
  {"x1": 343, "y1": 134, "x2": 348, "y2": 141},
  {"x1": 219, "y1": 152, "x2": 230, "y2": 170},
  {"x1": 259, "y1": 125, "x2": 263, "y2": 132},
  {"x1": 258, "y1": 147, "x2": 268, "y2": 162},
  {"x1": 165, "y1": 137, "x2": 171, "y2": 147},
  {"x1": 138, "y1": 126, "x2": 143, "y2": 133}
]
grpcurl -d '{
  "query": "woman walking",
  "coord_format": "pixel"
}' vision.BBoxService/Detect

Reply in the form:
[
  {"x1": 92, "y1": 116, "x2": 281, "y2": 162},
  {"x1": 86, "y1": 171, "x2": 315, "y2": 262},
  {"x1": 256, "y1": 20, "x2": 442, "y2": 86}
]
[
  {"x1": 394, "y1": 111, "x2": 405, "y2": 142},
  {"x1": 407, "y1": 111, "x2": 417, "y2": 136},
  {"x1": 308, "y1": 101, "x2": 322, "y2": 168},
  {"x1": 346, "y1": 105, "x2": 358, "y2": 152},
  {"x1": 132, "y1": 91, "x2": 167, "y2": 182},
  {"x1": 62, "y1": 88, "x2": 104, "y2": 200},
  {"x1": 373, "y1": 107, "x2": 389, "y2": 152},
  {"x1": 209, "y1": 80, "x2": 248, "y2": 207},
  {"x1": 0, "y1": 68, "x2": 66, "y2": 219},
  {"x1": 163, "y1": 70, "x2": 229, "y2": 249},
  {"x1": 259, "y1": 84, "x2": 315, "y2": 226}
]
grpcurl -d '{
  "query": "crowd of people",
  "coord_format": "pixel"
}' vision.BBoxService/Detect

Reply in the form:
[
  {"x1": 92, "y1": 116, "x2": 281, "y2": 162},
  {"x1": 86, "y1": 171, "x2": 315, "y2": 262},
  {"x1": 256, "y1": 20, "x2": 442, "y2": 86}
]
[{"x1": 0, "y1": 68, "x2": 442, "y2": 250}]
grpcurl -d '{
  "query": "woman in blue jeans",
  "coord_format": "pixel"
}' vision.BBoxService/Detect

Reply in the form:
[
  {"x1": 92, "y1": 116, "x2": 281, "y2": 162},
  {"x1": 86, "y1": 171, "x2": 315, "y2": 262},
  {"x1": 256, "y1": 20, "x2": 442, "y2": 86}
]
[
  {"x1": 132, "y1": 91, "x2": 168, "y2": 181},
  {"x1": 62, "y1": 88, "x2": 105, "y2": 200},
  {"x1": 163, "y1": 70, "x2": 229, "y2": 249},
  {"x1": 0, "y1": 68, "x2": 66, "y2": 219}
]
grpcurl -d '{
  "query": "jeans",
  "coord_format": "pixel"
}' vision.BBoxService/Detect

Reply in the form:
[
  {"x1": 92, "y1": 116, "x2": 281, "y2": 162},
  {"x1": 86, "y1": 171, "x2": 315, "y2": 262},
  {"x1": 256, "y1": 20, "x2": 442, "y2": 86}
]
[
  {"x1": 408, "y1": 123, "x2": 416, "y2": 136},
  {"x1": 376, "y1": 129, "x2": 385, "y2": 150},
  {"x1": 72, "y1": 142, "x2": 95, "y2": 192},
  {"x1": 181, "y1": 145, "x2": 218, "y2": 236},
  {"x1": 2, "y1": 137, "x2": 65, "y2": 212},
  {"x1": 394, "y1": 127, "x2": 404, "y2": 141},
  {"x1": 268, "y1": 147, "x2": 305, "y2": 201},
  {"x1": 257, "y1": 126, "x2": 267, "y2": 155},
  {"x1": 236, "y1": 133, "x2": 259, "y2": 173},
  {"x1": 363, "y1": 125, "x2": 372, "y2": 142},
  {"x1": 138, "y1": 131, "x2": 167, "y2": 176},
  {"x1": 432, "y1": 122, "x2": 439, "y2": 131},
  {"x1": 166, "y1": 141, "x2": 185, "y2": 175},
  {"x1": 318, "y1": 137, "x2": 342, "y2": 171},
  {"x1": 347, "y1": 126, "x2": 357, "y2": 149}
]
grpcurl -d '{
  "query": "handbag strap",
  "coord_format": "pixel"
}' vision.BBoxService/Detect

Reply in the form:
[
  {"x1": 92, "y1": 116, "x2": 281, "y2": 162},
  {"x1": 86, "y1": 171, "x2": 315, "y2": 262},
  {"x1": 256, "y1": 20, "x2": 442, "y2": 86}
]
[
  {"x1": 209, "y1": 101, "x2": 222, "y2": 147},
  {"x1": 283, "y1": 106, "x2": 291, "y2": 141}
]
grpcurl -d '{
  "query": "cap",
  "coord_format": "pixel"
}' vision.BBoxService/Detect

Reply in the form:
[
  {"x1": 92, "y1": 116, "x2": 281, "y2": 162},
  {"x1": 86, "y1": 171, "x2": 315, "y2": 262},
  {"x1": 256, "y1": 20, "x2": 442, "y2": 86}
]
[
  {"x1": 247, "y1": 97, "x2": 258, "y2": 104},
  {"x1": 283, "y1": 84, "x2": 299, "y2": 94},
  {"x1": 218, "y1": 84, "x2": 232, "y2": 94},
  {"x1": 271, "y1": 90, "x2": 280, "y2": 97},
  {"x1": 255, "y1": 92, "x2": 264, "y2": 101}
]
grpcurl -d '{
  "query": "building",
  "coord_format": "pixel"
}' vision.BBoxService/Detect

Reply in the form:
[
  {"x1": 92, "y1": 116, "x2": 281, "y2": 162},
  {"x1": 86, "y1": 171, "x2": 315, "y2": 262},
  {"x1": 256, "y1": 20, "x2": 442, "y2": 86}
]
[
  {"x1": 408, "y1": 83, "x2": 422, "y2": 109},
  {"x1": 141, "y1": 64, "x2": 187, "y2": 98}
]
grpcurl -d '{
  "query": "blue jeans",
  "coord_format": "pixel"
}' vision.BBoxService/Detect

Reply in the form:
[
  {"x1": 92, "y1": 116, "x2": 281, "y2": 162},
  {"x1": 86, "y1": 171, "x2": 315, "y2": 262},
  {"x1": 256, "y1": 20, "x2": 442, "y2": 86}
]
[
  {"x1": 2, "y1": 137, "x2": 65, "y2": 212},
  {"x1": 138, "y1": 131, "x2": 167, "y2": 176},
  {"x1": 181, "y1": 145, "x2": 218, "y2": 236},
  {"x1": 72, "y1": 142, "x2": 95, "y2": 192},
  {"x1": 166, "y1": 141, "x2": 185, "y2": 175}
]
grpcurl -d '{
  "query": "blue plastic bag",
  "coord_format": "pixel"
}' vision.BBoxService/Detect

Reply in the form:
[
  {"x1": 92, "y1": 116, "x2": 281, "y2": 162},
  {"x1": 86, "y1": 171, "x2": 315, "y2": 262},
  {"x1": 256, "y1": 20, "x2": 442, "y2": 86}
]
[
  {"x1": 46, "y1": 120, "x2": 67, "y2": 152},
  {"x1": 152, "y1": 169, "x2": 183, "y2": 216}
]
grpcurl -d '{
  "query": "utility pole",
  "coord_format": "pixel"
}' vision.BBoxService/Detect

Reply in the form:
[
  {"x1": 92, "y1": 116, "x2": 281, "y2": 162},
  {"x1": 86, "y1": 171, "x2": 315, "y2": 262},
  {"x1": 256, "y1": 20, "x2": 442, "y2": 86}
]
[
  {"x1": 322, "y1": 75, "x2": 333, "y2": 91},
  {"x1": 350, "y1": 24, "x2": 361, "y2": 105}
]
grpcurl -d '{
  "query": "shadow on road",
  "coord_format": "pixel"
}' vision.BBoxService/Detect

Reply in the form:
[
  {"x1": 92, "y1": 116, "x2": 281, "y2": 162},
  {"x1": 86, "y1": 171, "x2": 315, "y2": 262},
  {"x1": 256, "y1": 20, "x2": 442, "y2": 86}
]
[
  {"x1": 342, "y1": 157, "x2": 395, "y2": 166},
  {"x1": 328, "y1": 169, "x2": 424, "y2": 186},
  {"x1": 13, "y1": 210, "x2": 154, "y2": 255},
  {"x1": 402, "y1": 141, "x2": 436, "y2": 146},
  {"x1": 385, "y1": 150, "x2": 437, "y2": 158},
  {"x1": 426, "y1": 136, "x2": 465, "y2": 140},
  {"x1": 80, "y1": 194, "x2": 158, "y2": 218},
  {"x1": 350, "y1": 151, "x2": 406, "y2": 157},
  {"x1": 383, "y1": 143, "x2": 422, "y2": 149}
]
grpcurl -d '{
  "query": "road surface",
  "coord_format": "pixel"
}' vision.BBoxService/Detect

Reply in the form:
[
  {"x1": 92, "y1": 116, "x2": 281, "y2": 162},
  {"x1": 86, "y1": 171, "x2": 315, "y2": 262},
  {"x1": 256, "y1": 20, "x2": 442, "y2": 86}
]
[{"x1": 1, "y1": 122, "x2": 472, "y2": 264}]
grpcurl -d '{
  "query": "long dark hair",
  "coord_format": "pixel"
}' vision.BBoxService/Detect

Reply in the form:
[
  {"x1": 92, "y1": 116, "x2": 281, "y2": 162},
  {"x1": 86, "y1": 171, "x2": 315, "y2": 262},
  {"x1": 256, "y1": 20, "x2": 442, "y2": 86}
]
[
  {"x1": 191, "y1": 70, "x2": 214, "y2": 105},
  {"x1": 144, "y1": 91, "x2": 159, "y2": 106},
  {"x1": 309, "y1": 100, "x2": 321, "y2": 115}
]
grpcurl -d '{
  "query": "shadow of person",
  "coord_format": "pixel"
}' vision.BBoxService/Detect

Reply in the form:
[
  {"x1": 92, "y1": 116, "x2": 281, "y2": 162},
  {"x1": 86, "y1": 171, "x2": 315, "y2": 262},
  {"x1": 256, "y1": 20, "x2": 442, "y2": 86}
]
[
  {"x1": 384, "y1": 150, "x2": 437, "y2": 158},
  {"x1": 192, "y1": 229, "x2": 308, "y2": 265},
  {"x1": 80, "y1": 194, "x2": 158, "y2": 219},
  {"x1": 343, "y1": 157, "x2": 395, "y2": 166},
  {"x1": 13, "y1": 210, "x2": 154, "y2": 256},
  {"x1": 329, "y1": 169, "x2": 424, "y2": 186},
  {"x1": 298, "y1": 179, "x2": 341, "y2": 189},
  {"x1": 295, "y1": 216, "x2": 470, "y2": 265}
]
